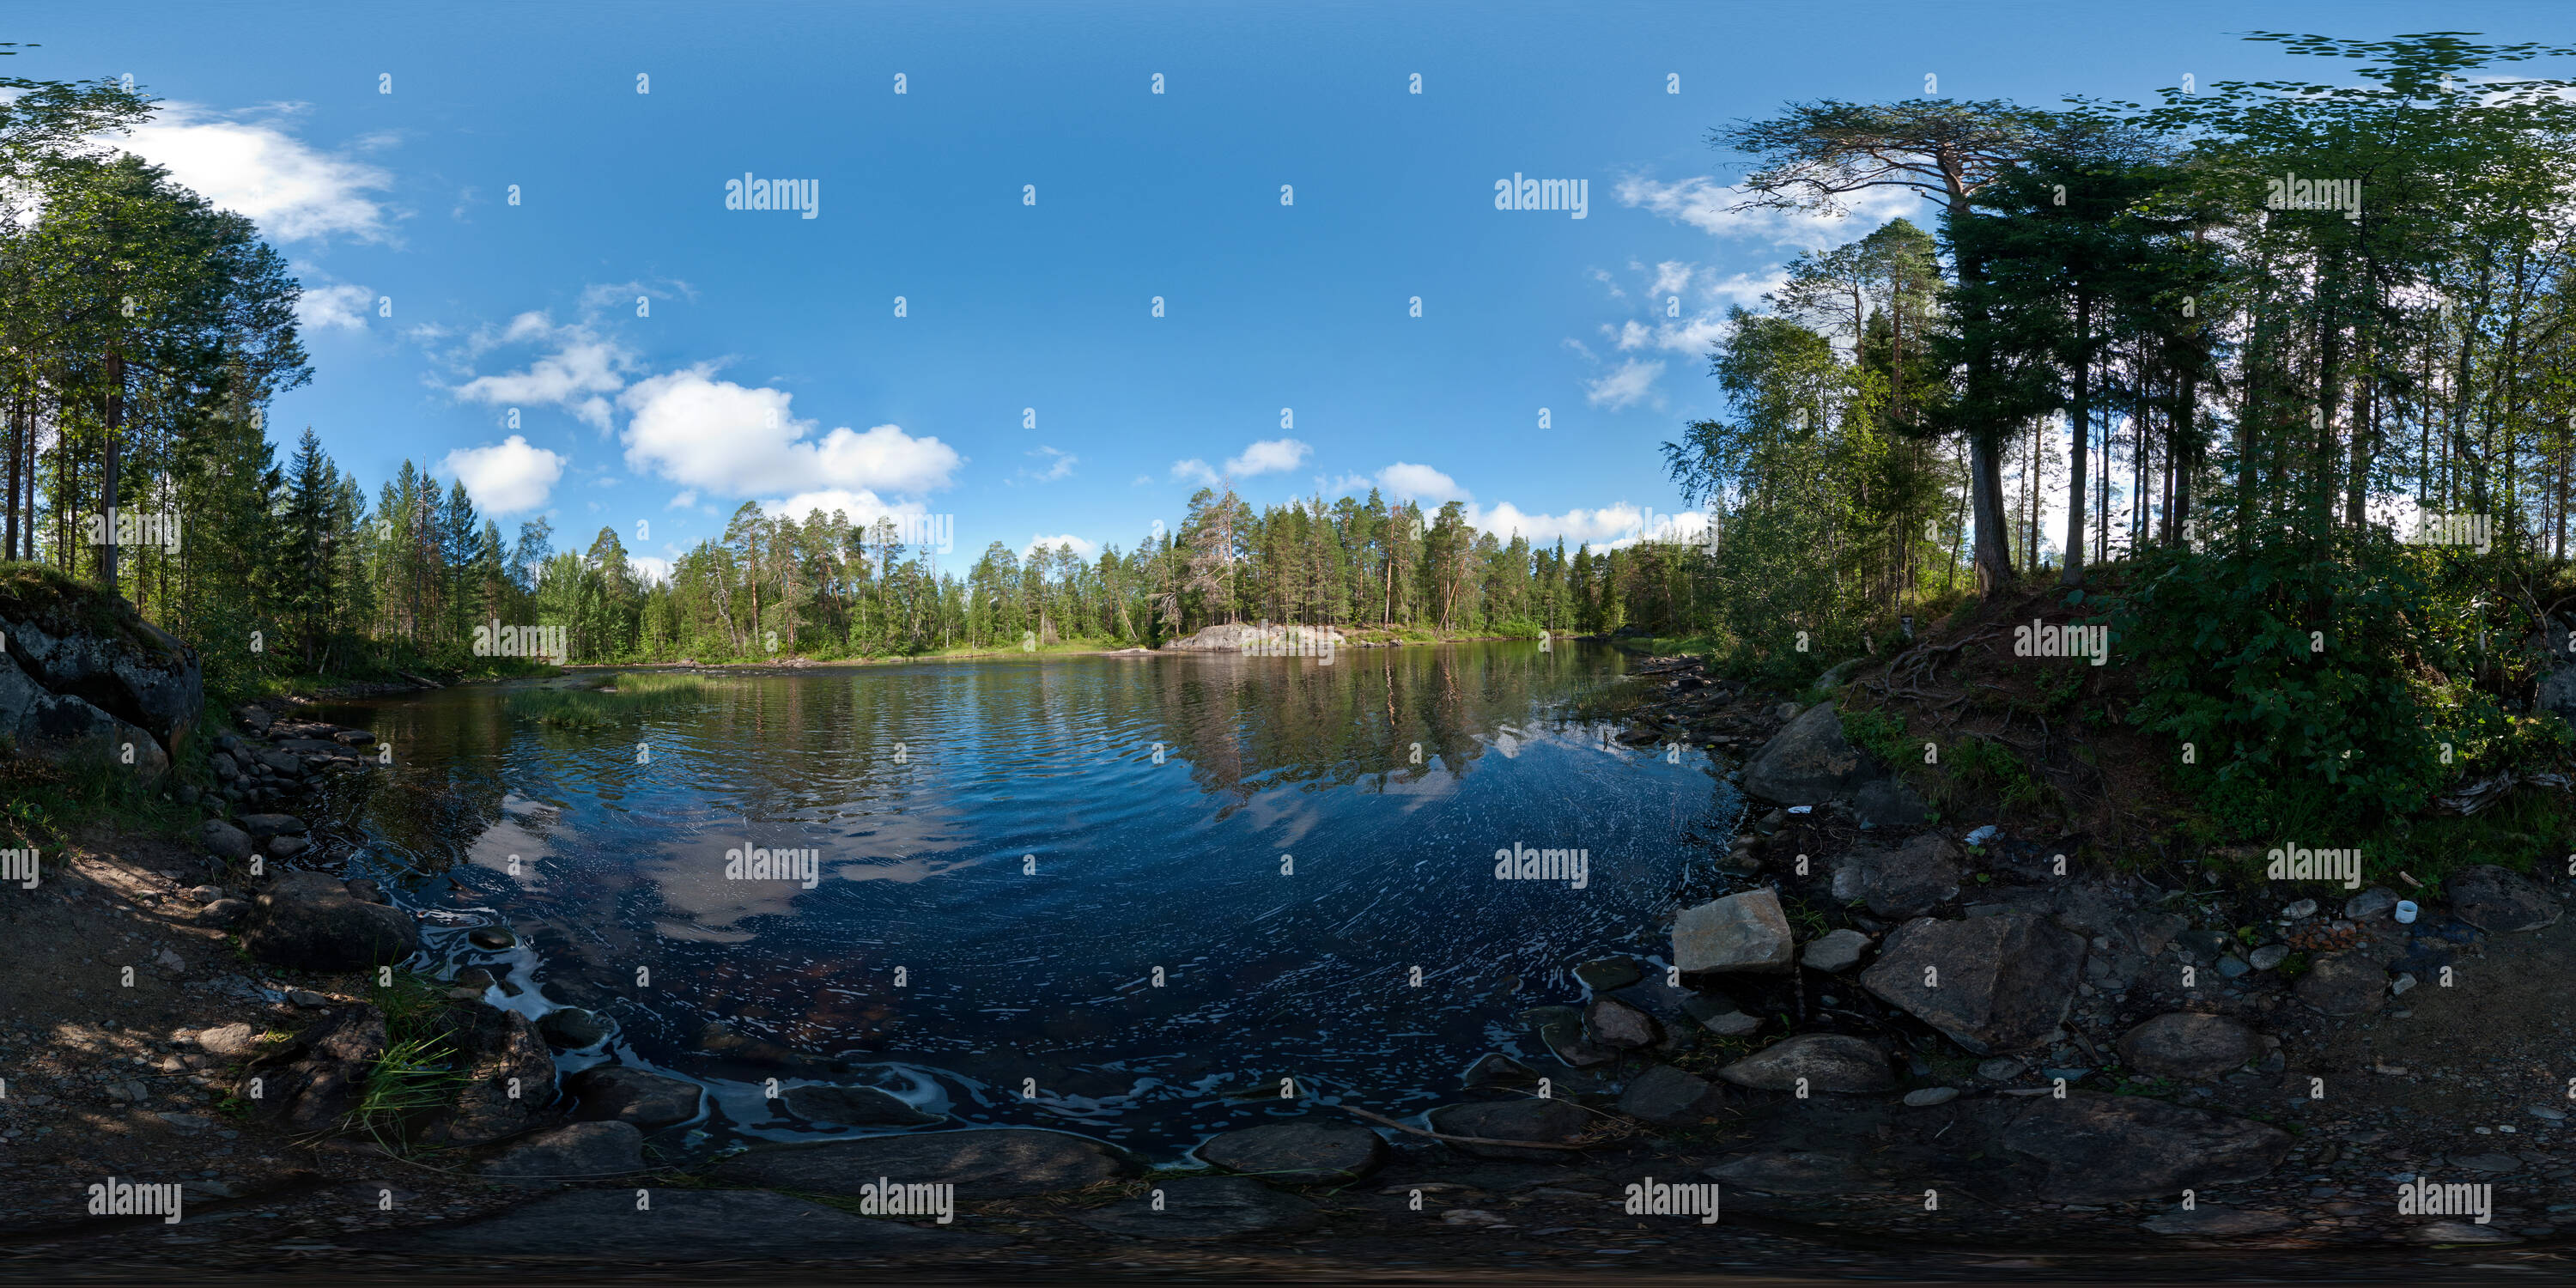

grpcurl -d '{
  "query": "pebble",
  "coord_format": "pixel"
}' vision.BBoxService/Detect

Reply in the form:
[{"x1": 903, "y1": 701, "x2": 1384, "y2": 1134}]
[
  {"x1": 2531, "y1": 1105, "x2": 2567, "y2": 1122},
  {"x1": 1903, "y1": 1087, "x2": 1959, "y2": 1107},
  {"x1": 285, "y1": 988, "x2": 331, "y2": 1006},
  {"x1": 2282, "y1": 899, "x2": 2318, "y2": 920},
  {"x1": 1978, "y1": 1058, "x2": 2025, "y2": 1081},
  {"x1": 2217, "y1": 955, "x2": 2251, "y2": 979},
  {"x1": 2248, "y1": 945, "x2": 2288, "y2": 971},
  {"x1": 2391, "y1": 973, "x2": 2418, "y2": 996},
  {"x1": 467, "y1": 927, "x2": 517, "y2": 951}
]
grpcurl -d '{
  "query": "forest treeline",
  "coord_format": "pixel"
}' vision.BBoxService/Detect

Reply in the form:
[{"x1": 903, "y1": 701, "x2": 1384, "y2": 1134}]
[{"x1": 10, "y1": 29, "x2": 2576, "y2": 786}]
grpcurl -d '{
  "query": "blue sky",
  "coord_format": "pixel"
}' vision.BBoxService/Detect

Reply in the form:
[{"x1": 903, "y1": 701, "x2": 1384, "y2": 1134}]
[{"x1": 24, "y1": 0, "x2": 2555, "y2": 578}]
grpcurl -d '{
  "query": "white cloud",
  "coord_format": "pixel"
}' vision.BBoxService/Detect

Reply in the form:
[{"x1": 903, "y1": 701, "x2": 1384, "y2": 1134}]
[
  {"x1": 1019, "y1": 446, "x2": 1077, "y2": 482},
  {"x1": 440, "y1": 435, "x2": 566, "y2": 516},
  {"x1": 667, "y1": 489, "x2": 696, "y2": 508},
  {"x1": 1616, "y1": 174, "x2": 1925, "y2": 250},
  {"x1": 1471, "y1": 501, "x2": 1710, "y2": 548},
  {"x1": 115, "y1": 102, "x2": 395, "y2": 243},
  {"x1": 296, "y1": 281, "x2": 373, "y2": 332},
  {"x1": 1224, "y1": 438, "x2": 1311, "y2": 477},
  {"x1": 760, "y1": 488, "x2": 920, "y2": 527},
  {"x1": 1376, "y1": 462, "x2": 1469, "y2": 503},
  {"x1": 449, "y1": 313, "x2": 635, "y2": 430},
  {"x1": 619, "y1": 368, "x2": 963, "y2": 495},
  {"x1": 1649, "y1": 260, "x2": 1694, "y2": 296},
  {"x1": 1023, "y1": 533, "x2": 1100, "y2": 560},
  {"x1": 1586, "y1": 358, "x2": 1666, "y2": 410},
  {"x1": 1171, "y1": 458, "x2": 1223, "y2": 488},
  {"x1": 629, "y1": 556, "x2": 674, "y2": 585}
]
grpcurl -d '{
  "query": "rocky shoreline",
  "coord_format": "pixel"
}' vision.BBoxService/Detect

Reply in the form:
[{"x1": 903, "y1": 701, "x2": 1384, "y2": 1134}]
[{"x1": 10, "y1": 599, "x2": 2576, "y2": 1274}]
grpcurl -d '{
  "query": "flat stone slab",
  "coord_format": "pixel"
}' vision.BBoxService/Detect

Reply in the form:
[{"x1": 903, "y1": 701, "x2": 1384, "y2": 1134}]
[
  {"x1": 1194, "y1": 1120, "x2": 1388, "y2": 1184},
  {"x1": 2446, "y1": 865, "x2": 2561, "y2": 934},
  {"x1": 1072, "y1": 1176, "x2": 1322, "y2": 1241},
  {"x1": 2116, "y1": 1012, "x2": 2260, "y2": 1082},
  {"x1": 1859, "y1": 914, "x2": 2085, "y2": 1054},
  {"x1": 781, "y1": 1084, "x2": 943, "y2": 1127},
  {"x1": 711, "y1": 1128, "x2": 1133, "y2": 1199},
  {"x1": 357, "y1": 1187, "x2": 995, "y2": 1257}
]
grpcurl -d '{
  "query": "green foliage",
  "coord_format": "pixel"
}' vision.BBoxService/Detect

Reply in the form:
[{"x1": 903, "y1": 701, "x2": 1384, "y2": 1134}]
[
  {"x1": 346, "y1": 1034, "x2": 464, "y2": 1154},
  {"x1": 505, "y1": 671, "x2": 714, "y2": 730},
  {"x1": 2111, "y1": 533, "x2": 2547, "y2": 832}
]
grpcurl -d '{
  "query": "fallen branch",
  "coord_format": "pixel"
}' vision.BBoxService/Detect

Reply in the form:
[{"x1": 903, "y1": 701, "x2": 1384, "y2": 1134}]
[{"x1": 1329, "y1": 1102, "x2": 1596, "y2": 1151}]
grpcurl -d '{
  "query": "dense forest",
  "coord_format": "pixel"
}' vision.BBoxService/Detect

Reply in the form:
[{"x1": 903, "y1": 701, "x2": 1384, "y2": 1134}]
[{"x1": 9, "y1": 28, "x2": 2576, "y2": 775}]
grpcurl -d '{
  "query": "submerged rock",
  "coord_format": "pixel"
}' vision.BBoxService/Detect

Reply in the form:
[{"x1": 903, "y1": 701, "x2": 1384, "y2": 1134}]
[
  {"x1": 1704, "y1": 1150, "x2": 1868, "y2": 1194},
  {"x1": 536, "y1": 1007, "x2": 612, "y2": 1050},
  {"x1": 1583, "y1": 996, "x2": 1660, "y2": 1049}
]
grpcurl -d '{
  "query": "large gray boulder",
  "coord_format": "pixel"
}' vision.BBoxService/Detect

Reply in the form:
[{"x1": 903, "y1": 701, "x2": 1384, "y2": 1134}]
[
  {"x1": 713, "y1": 1129, "x2": 1135, "y2": 1198},
  {"x1": 1741, "y1": 703, "x2": 1880, "y2": 805},
  {"x1": 1714, "y1": 1033, "x2": 1893, "y2": 1092},
  {"x1": 2115, "y1": 1013, "x2": 2260, "y2": 1081},
  {"x1": 2445, "y1": 865, "x2": 2562, "y2": 934},
  {"x1": 0, "y1": 653, "x2": 171, "y2": 781},
  {"x1": 1859, "y1": 914, "x2": 2086, "y2": 1054},
  {"x1": 0, "y1": 568, "x2": 201, "y2": 768},
  {"x1": 1831, "y1": 834, "x2": 1962, "y2": 917},
  {"x1": 2002, "y1": 1093, "x2": 2292, "y2": 1202},
  {"x1": 240, "y1": 870, "x2": 419, "y2": 971},
  {"x1": 1674, "y1": 888, "x2": 1795, "y2": 974}
]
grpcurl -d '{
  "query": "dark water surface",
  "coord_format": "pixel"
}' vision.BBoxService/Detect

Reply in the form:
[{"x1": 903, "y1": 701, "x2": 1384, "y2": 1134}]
[{"x1": 314, "y1": 641, "x2": 1730, "y2": 1157}]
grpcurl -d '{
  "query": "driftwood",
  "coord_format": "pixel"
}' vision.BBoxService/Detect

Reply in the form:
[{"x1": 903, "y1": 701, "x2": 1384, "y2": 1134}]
[{"x1": 1329, "y1": 1103, "x2": 1596, "y2": 1151}]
